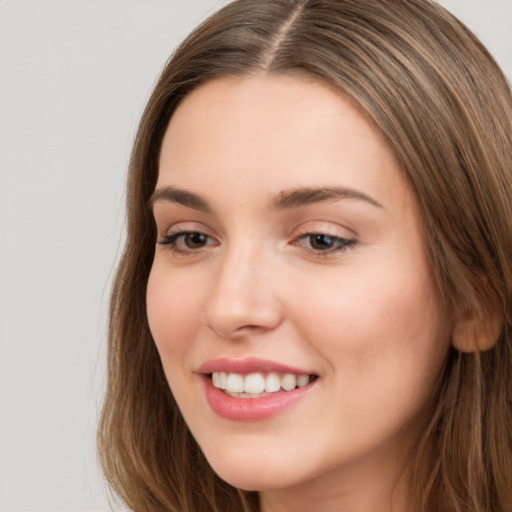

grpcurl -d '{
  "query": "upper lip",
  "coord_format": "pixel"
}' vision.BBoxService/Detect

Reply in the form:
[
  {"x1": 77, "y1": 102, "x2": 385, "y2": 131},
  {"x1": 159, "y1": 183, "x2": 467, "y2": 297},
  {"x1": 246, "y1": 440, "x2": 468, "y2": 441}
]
[{"x1": 198, "y1": 357, "x2": 316, "y2": 376}]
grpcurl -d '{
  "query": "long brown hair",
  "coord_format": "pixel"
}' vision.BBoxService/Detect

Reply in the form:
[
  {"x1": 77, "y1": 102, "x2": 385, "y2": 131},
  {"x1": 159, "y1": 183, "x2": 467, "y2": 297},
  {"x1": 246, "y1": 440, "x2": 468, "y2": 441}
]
[{"x1": 97, "y1": 1, "x2": 512, "y2": 510}]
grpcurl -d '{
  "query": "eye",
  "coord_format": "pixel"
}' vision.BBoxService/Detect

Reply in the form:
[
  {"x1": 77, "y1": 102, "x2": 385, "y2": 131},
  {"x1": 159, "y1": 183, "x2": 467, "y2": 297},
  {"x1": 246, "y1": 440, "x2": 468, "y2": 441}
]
[
  {"x1": 158, "y1": 231, "x2": 218, "y2": 254},
  {"x1": 293, "y1": 233, "x2": 356, "y2": 255}
]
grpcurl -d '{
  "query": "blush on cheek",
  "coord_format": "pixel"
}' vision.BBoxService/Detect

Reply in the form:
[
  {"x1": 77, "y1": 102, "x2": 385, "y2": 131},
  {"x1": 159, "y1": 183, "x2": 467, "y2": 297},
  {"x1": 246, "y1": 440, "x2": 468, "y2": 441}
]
[{"x1": 146, "y1": 274, "x2": 191, "y2": 352}]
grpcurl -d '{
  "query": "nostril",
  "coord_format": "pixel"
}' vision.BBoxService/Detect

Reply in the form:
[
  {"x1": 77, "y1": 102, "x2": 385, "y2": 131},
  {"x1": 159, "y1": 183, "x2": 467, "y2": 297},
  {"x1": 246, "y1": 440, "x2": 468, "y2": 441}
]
[
  {"x1": 204, "y1": 270, "x2": 284, "y2": 339},
  {"x1": 206, "y1": 320, "x2": 280, "y2": 341}
]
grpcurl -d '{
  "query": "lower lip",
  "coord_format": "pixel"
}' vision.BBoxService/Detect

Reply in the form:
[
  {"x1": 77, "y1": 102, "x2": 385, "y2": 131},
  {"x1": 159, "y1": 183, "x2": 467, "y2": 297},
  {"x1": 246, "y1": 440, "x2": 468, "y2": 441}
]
[{"x1": 202, "y1": 376, "x2": 316, "y2": 421}]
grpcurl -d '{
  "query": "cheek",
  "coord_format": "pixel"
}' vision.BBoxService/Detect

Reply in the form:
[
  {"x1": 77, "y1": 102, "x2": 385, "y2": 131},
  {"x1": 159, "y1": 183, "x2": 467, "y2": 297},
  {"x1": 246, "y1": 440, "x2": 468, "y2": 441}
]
[
  {"x1": 146, "y1": 266, "x2": 203, "y2": 362},
  {"x1": 146, "y1": 266, "x2": 209, "y2": 425},
  {"x1": 292, "y1": 259, "x2": 449, "y2": 395},
  {"x1": 297, "y1": 269, "x2": 438, "y2": 337}
]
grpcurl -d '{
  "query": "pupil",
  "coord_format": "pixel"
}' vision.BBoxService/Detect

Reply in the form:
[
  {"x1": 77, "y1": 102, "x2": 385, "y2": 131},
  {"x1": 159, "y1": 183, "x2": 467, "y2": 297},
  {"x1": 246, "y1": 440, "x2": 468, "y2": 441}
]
[
  {"x1": 186, "y1": 232, "x2": 206, "y2": 248},
  {"x1": 311, "y1": 234, "x2": 334, "y2": 250}
]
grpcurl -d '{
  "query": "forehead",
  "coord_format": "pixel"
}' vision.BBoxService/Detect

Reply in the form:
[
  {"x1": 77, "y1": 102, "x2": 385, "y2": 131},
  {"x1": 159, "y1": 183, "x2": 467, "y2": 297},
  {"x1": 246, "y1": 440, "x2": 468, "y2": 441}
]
[{"x1": 157, "y1": 74, "x2": 409, "y2": 210}]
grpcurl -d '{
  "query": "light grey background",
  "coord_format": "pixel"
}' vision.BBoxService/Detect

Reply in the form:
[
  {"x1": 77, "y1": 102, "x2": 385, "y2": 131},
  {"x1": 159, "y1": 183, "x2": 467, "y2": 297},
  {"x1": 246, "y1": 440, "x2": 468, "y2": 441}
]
[{"x1": 1, "y1": 1, "x2": 510, "y2": 511}]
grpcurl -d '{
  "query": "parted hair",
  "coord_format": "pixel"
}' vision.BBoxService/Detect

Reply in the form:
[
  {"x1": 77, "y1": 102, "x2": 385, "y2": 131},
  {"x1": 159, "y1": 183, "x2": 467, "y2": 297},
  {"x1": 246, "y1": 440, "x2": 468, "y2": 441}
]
[{"x1": 97, "y1": 1, "x2": 512, "y2": 511}]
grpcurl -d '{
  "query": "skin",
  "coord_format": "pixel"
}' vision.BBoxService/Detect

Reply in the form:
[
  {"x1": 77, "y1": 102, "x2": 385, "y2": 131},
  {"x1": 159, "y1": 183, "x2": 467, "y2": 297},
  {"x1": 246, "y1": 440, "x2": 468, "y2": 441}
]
[{"x1": 147, "y1": 74, "x2": 452, "y2": 512}]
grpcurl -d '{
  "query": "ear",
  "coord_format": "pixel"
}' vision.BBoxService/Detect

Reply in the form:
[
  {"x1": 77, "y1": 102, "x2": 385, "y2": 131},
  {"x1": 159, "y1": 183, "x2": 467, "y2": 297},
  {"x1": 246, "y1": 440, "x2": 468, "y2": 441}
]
[{"x1": 452, "y1": 306, "x2": 503, "y2": 353}]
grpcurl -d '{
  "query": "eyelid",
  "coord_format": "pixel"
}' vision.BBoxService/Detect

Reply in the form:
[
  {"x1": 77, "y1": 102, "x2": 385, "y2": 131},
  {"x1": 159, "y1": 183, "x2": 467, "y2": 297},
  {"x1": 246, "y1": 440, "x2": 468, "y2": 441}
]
[
  {"x1": 292, "y1": 220, "x2": 357, "y2": 239},
  {"x1": 155, "y1": 220, "x2": 220, "y2": 254},
  {"x1": 157, "y1": 229, "x2": 219, "y2": 256},
  {"x1": 289, "y1": 222, "x2": 358, "y2": 257},
  {"x1": 156, "y1": 220, "x2": 213, "y2": 237},
  {"x1": 291, "y1": 233, "x2": 357, "y2": 255}
]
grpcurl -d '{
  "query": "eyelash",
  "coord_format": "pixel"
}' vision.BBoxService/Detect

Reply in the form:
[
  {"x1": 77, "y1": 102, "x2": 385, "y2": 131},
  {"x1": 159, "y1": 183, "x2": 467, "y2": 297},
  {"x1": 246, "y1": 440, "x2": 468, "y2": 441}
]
[
  {"x1": 158, "y1": 231, "x2": 218, "y2": 254},
  {"x1": 293, "y1": 233, "x2": 357, "y2": 256},
  {"x1": 157, "y1": 231, "x2": 357, "y2": 257}
]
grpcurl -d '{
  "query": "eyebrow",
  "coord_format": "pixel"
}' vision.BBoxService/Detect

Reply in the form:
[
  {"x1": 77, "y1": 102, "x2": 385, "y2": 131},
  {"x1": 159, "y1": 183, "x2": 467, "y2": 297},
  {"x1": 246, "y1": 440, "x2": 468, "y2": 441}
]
[
  {"x1": 269, "y1": 186, "x2": 383, "y2": 210},
  {"x1": 149, "y1": 185, "x2": 383, "y2": 212},
  {"x1": 149, "y1": 186, "x2": 212, "y2": 212}
]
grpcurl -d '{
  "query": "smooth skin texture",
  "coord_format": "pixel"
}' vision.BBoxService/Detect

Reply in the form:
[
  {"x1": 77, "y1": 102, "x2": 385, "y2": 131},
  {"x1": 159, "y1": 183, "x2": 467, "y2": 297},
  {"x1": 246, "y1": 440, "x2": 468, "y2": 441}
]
[{"x1": 147, "y1": 75, "x2": 452, "y2": 512}]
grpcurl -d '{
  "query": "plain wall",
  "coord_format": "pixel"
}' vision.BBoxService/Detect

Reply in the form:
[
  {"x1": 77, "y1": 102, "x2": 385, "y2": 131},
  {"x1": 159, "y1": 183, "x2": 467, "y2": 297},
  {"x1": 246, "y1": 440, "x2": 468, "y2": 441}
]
[{"x1": 0, "y1": 1, "x2": 511, "y2": 511}]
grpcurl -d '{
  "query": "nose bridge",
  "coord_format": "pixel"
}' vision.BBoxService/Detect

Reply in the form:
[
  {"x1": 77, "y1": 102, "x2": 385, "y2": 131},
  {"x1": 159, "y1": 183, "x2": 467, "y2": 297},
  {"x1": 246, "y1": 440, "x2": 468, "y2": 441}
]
[{"x1": 204, "y1": 237, "x2": 282, "y2": 339}]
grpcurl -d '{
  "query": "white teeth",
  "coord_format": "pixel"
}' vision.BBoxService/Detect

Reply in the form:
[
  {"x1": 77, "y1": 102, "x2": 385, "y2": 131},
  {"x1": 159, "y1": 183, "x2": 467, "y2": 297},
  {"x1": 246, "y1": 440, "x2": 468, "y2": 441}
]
[
  {"x1": 281, "y1": 373, "x2": 297, "y2": 391},
  {"x1": 265, "y1": 372, "x2": 281, "y2": 392},
  {"x1": 211, "y1": 371, "x2": 313, "y2": 395},
  {"x1": 244, "y1": 373, "x2": 266, "y2": 394},
  {"x1": 226, "y1": 373, "x2": 244, "y2": 393},
  {"x1": 297, "y1": 374, "x2": 309, "y2": 388},
  {"x1": 213, "y1": 371, "x2": 228, "y2": 389}
]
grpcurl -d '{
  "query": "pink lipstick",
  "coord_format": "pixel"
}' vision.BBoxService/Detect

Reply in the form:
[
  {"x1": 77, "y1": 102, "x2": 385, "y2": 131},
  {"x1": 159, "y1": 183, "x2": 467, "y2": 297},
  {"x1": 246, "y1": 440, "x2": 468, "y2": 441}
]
[{"x1": 198, "y1": 357, "x2": 318, "y2": 421}]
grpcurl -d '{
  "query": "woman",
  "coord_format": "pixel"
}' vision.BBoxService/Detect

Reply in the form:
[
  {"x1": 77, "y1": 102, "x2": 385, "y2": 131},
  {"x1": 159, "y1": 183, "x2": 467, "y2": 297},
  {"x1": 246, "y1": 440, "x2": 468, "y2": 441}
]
[{"x1": 97, "y1": 1, "x2": 512, "y2": 511}]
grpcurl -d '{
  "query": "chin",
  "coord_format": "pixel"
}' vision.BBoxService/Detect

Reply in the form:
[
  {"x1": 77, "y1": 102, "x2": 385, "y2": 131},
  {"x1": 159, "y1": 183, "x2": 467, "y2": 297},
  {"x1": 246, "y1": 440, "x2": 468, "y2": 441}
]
[
  {"x1": 212, "y1": 466, "x2": 295, "y2": 492},
  {"x1": 202, "y1": 446, "x2": 305, "y2": 491}
]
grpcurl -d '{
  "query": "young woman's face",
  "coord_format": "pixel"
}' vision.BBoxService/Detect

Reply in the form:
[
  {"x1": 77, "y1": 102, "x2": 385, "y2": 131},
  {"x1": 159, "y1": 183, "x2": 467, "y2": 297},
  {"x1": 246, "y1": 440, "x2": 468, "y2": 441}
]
[{"x1": 147, "y1": 75, "x2": 451, "y2": 507}]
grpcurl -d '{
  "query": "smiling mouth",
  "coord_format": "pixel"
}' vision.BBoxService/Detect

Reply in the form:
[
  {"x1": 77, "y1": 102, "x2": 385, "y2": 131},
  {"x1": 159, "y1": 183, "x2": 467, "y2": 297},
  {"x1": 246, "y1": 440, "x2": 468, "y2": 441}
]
[{"x1": 209, "y1": 371, "x2": 318, "y2": 398}]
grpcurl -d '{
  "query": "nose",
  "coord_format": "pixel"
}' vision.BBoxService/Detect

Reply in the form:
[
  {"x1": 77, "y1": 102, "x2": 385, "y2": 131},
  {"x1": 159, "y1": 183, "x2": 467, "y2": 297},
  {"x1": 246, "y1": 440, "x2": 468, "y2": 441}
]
[{"x1": 204, "y1": 244, "x2": 283, "y2": 340}]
